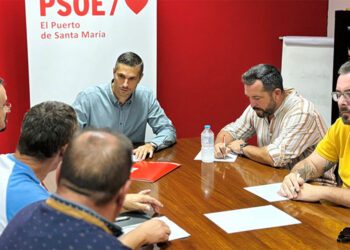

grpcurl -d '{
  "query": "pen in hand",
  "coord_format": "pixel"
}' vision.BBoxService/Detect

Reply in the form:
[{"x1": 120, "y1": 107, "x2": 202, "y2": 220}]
[
  {"x1": 220, "y1": 135, "x2": 226, "y2": 159},
  {"x1": 293, "y1": 173, "x2": 301, "y2": 195}
]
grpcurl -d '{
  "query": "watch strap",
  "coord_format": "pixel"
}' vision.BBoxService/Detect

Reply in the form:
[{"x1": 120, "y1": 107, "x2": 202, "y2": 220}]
[{"x1": 239, "y1": 142, "x2": 248, "y2": 155}]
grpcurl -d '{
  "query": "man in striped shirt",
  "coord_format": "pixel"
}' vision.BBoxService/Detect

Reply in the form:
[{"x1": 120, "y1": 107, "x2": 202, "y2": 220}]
[{"x1": 215, "y1": 64, "x2": 335, "y2": 185}]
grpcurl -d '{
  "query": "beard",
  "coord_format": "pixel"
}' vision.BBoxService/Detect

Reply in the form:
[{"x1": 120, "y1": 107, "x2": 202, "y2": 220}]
[
  {"x1": 340, "y1": 107, "x2": 350, "y2": 125},
  {"x1": 253, "y1": 100, "x2": 277, "y2": 118}
]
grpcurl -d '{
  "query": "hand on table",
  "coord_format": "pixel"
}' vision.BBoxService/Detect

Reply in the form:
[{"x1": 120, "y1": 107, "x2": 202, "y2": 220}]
[
  {"x1": 133, "y1": 143, "x2": 155, "y2": 161},
  {"x1": 278, "y1": 172, "x2": 305, "y2": 199},
  {"x1": 123, "y1": 189, "x2": 163, "y2": 213}
]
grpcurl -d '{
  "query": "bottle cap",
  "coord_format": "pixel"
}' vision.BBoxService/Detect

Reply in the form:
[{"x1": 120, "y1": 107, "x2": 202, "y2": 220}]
[{"x1": 204, "y1": 125, "x2": 210, "y2": 129}]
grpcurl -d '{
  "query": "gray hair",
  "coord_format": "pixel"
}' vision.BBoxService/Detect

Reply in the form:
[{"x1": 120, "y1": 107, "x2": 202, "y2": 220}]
[
  {"x1": 338, "y1": 61, "x2": 350, "y2": 75},
  {"x1": 242, "y1": 64, "x2": 284, "y2": 92}
]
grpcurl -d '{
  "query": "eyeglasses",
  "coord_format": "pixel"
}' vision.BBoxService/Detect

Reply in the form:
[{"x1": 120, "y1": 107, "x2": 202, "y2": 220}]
[
  {"x1": 0, "y1": 101, "x2": 11, "y2": 112},
  {"x1": 331, "y1": 91, "x2": 350, "y2": 102}
]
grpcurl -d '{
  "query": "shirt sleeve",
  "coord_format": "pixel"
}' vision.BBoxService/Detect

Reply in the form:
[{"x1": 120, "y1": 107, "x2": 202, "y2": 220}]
[
  {"x1": 221, "y1": 106, "x2": 256, "y2": 140},
  {"x1": 72, "y1": 91, "x2": 90, "y2": 129},
  {"x1": 315, "y1": 121, "x2": 339, "y2": 163},
  {"x1": 147, "y1": 94, "x2": 176, "y2": 151},
  {"x1": 267, "y1": 111, "x2": 324, "y2": 167},
  {"x1": 7, "y1": 182, "x2": 49, "y2": 222}
]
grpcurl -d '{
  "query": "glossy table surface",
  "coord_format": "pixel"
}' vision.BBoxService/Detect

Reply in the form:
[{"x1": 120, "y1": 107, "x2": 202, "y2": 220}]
[{"x1": 129, "y1": 138, "x2": 350, "y2": 249}]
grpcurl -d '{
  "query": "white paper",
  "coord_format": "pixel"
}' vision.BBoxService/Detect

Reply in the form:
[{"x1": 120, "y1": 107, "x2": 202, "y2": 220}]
[
  {"x1": 122, "y1": 216, "x2": 190, "y2": 241},
  {"x1": 132, "y1": 155, "x2": 140, "y2": 162},
  {"x1": 244, "y1": 183, "x2": 288, "y2": 202},
  {"x1": 194, "y1": 151, "x2": 237, "y2": 163},
  {"x1": 205, "y1": 205, "x2": 300, "y2": 233}
]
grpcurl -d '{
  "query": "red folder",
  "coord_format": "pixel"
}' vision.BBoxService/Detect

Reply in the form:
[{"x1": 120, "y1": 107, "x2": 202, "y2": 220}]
[{"x1": 130, "y1": 161, "x2": 180, "y2": 182}]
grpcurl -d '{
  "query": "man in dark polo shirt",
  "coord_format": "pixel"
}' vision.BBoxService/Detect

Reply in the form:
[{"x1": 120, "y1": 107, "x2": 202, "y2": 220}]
[{"x1": 0, "y1": 129, "x2": 170, "y2": 249}]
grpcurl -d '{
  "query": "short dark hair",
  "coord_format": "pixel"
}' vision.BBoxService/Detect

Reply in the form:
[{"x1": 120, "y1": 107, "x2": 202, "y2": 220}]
[
  {"x1": 242, "y1": 64, "x2": 284, "y2": 92},
  {"x1": 17, "y1": 101, "x2": 77, "y2": 160},
  {"x1": 59, "y1": 129, "x2": 133, "y2": 205},
  {"x1": 338, "y1": 61, "x2": 350, "y2": 75},
  {"x1": 115, "y1": 52, "x2": 144, "y2": 76}
]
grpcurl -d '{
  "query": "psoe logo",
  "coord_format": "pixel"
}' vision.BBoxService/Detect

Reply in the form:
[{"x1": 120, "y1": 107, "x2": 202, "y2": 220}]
[{"x1": 39, "y1": 0, "x2": 149, "y2": 16}]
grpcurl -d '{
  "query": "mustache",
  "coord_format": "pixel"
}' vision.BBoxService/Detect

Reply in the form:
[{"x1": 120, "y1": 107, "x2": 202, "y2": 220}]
[
  {"x1": 253, "y1": 107, "x2": 264, "y2": 112},
  {"x1": 340, "y1": 107, "x2": 350, "y2": 113}
]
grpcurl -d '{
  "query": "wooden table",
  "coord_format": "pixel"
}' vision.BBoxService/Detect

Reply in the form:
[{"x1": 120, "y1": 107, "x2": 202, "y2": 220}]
[{"x1": 129, "y1": 138, "x2": 350, "y2": 249}]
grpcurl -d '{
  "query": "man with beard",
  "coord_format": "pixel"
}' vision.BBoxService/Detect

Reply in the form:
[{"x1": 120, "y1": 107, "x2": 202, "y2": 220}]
[
  {"x1": 0, "y1": 78, "x2": 11, "y2": 132},
  {"x1": 279, "y1": 61, "x2": 350, "y2": 206},
  {"x1": 215, "y1": 64, "x2": 336, "y2": 185}
]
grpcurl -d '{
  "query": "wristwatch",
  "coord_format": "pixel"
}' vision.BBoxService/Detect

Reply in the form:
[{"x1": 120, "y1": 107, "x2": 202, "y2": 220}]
[{"x1": 239, "y1": 142, "x2": 248, "y2": 155}]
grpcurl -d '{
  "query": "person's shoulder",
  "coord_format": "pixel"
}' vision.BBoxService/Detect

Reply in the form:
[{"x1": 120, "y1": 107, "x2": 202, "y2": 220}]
[
  {"x1": 332, "y1": 118, "x2": 350, "y2": 131},
  {"x1": 134, "y1": 85, "x2": 156, "y2": 101},
  {"x1": 0, "y1": 154, "x2": 15, "y2": 168},
  {"x1": 75, "y1": 83, "x2": 110, "y2": 103},
  {"x1": 66, "y1": 218, "x2": 129, "y2": 249},
  {"x1": 284, "y1": 88, "x2": 318, "y2": 112},
  {"x1": 80, "y1": 83, "x2": 108, "y2": 95},
  {"x1": 6, "y1": 200, "x2": 44, "y2": 224},
  {"x1": 135, "y1": 85, "x2": 153, "y2": 94},
  {"x1": 16, "y1": 200, "x2": 44, "y2": 214}
]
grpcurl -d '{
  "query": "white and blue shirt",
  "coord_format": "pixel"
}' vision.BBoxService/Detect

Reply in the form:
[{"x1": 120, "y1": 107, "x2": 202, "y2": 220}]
[{"x1": 0, "y1": 154, "x2": 49, "y2": 235}]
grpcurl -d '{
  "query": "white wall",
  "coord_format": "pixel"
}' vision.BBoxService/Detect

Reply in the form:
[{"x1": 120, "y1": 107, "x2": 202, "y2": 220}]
[{"x1": 281, "y1": 36, "x2": 334, "y2": 126}]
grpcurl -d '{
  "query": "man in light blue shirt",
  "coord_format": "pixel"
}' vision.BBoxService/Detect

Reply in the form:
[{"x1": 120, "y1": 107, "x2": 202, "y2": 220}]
[
  {"x1": 73, "y1": 52, "x2": 176, "y2": 160},
  {"x1": 0, "y1": 101, "x2": 78, "y2": 235}
]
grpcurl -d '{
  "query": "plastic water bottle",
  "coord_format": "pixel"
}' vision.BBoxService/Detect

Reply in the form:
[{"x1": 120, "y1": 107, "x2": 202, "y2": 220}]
[{"x1": 201, "y1": 125, "x2": 214, "y2": 163}]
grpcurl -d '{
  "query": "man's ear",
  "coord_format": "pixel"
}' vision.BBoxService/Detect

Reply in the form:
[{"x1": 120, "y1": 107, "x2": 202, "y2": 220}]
[
  {"x1": 273, "y1": 88, "x2": 282, "y2": 100},
  {"x1": 116, "y1": 180, "x2": 131, "y2": 208},
  {"x1": 59, "y1": 144, "x2": 68, "y2": 158}
]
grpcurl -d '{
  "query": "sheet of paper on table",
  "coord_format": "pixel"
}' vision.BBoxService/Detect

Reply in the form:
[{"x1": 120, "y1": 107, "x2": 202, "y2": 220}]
[
  {"x1": 122, "y1": 216, "x2": 190, "y2": 241},
  {"x1": 244, "y1": 183, "x2": 288, "y2": 202},
  {"x1": 205, "y1": 205, "x2": 301, "y2": 234},
  {"x1": 194, "y1": 151, "x2": 237, "y2": 162}
]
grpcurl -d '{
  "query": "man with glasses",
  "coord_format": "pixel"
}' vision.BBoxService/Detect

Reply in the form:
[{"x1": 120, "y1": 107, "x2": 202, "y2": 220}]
[
  {"x1": 0, "y1": 78, "x2": 11, "y2": 132},
  {"x1": 279, "y1": 61, "x2": 350, "y2": 207}
]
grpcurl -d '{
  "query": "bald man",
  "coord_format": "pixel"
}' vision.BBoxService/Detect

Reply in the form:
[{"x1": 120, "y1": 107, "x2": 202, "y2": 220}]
[{"x1": 0, "y1": 129, "x2": 170, "y2": 249}]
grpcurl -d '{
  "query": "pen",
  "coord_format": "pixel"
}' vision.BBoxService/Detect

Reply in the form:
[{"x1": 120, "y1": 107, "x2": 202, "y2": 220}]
[
  {"x1": 115, "y1": 216, "x2": 130, "y2": 222},
  {"x1": 293, "y1": 173, "x2": 300, "y2": 194},
  {"x1": 221, "y1": 135, "x2": 226, "y2": 159}
]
